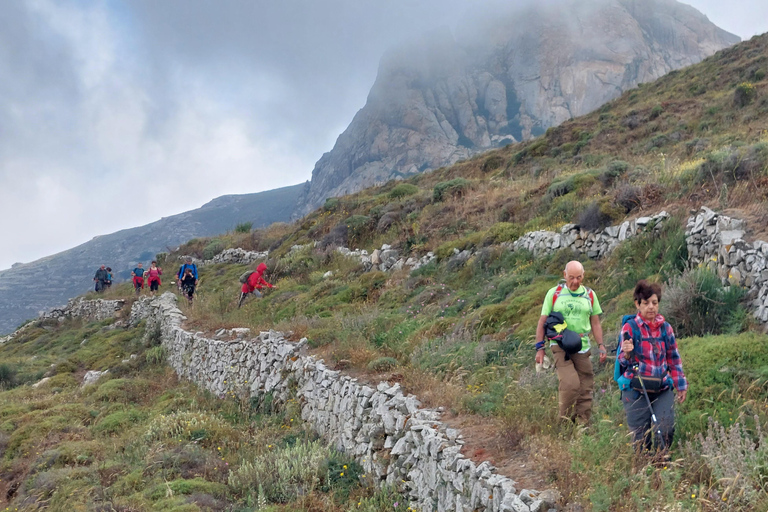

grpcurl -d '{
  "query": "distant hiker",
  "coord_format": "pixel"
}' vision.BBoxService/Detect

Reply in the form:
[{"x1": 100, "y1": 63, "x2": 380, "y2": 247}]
[
  {"x1": 535, "y1": 260, "x2": 606, "y2": 424},
  {"x1": 147, "y1": 261, "x2": 163, "y2": 295},
  {"x1": 177, "y1": 257, "x2": 198, "y2": 290},
  {"x1": 105, "y1": 267, "x2": 113, "y2": 289},
  {"x1": 238, "y1": 262, "x2": 274, "y2": 308},
  {"x1": 180, "y1": 268, "x2": 196, "y2": 303},
  {"x1": 131, "y1": 262, "x2": 145, "y2": 296},
  {"x1": 615, "y1": 280, "x2": 687, "y2": 454},
  {"x1": 93, "y1": 265, "x2": 109, "y2": 293}
]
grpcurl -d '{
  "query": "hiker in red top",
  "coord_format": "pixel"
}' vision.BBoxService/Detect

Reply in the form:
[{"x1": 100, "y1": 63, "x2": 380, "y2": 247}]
[
  {"x1": 147, "y1": 260, "x2": 163, "y2": 296},
  {"x1": 238, "y1": 262, "x2": 274, "y2": 308}
]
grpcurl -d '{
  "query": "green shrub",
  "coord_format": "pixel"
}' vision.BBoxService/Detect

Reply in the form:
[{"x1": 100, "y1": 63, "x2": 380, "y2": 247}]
[
  {"x1": 435, "y1": 231, "x2": 484, "y2": 260},
  {"x1": 482, "y1": 155, "x2": 505, "y2": 173},
  {"x1": 345, "y1": 215, "x2": 372, "y2": 244},
  {"x1": 649, "y1": 104, "x2": 663, "y2": 119},
  {"x1": 683, "y1": 416, "x2": 768, "y2": 508},
  {"x1": 349, "y1": 486, "x2": 409, "y2": 512},
  {"x1": 144, "y1": 411, "x2": 240, "y2": 448},
  {"x1": 93, "y1": 408, "x2": 146, "y2": 435},
  {"x1": 663, "y1": 268, "x2": 747, "y2": 337},
  {"x1": 388, "y1": 183, "x2": 419, "y2": 199},
  {"x1": 0, "y1": 364, "x2": 18, "y2": 389},
  {"x1": 734, "y1": 81, "x2": 757, "y2": 107},
  {"x1": 227, "y1": 440, "x2": 330, "y2": 502},
  {"x1": 367, "y1": 357, "x2": 398, "y2": 372},
  {"x1": 546, "y1": 177, "x2": 575, "y2": 198},
  {"x1": 576, "y1": 201, "x2": 622, "y2": 231},
  {"x1": 202, "y1": 239, "x2": 224, "y2": 260},
  {"x1": 321, "y1": 453, "x2": 364, "y2": 501},
  {"x1": 90, "y1": 378, "x2": 151, "y2": 403},
  {"x1": 483, "y1": 222, "x2": 524, "y2": 245},
  {"x1": 598, "y1": 160, "x2": 629, "y2": 186},
  {"x1": 234, "y1": 222, "x2": 253, "y2": 233},
  {"x1": 147, "y1": 477, "x2": 227, "y2": 500},
  {"x1": 323, "y1": 198, "x2": 340, "y2": 212},
  {"x1": 601, "y1": 222, "x2": 689, "y2": 301},
  {"x1": 145, "y1": 345, "x2": 165, "y2": 365},
  {"x1": 527, "y1": 139, "x2": 548, "y2": 157},
  {"x1": 433, "y1": 178, "x2": 471, "y2": 202}
]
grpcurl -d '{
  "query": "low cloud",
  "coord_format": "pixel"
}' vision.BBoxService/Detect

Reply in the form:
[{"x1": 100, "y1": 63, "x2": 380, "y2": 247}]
[{"x1": 0, "y1": 0, "x2": 762, "y2": 269}]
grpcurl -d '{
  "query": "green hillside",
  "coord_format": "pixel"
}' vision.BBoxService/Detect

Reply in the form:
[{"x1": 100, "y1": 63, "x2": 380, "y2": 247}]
[{"x1": 3, "y1": 34, "x2": 768, "y2": 511}]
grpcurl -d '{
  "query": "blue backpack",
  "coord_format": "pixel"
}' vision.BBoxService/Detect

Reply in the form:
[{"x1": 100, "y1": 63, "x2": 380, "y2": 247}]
[{"x1": 613, "y1": 314, "x2": 672, "y2": 391}]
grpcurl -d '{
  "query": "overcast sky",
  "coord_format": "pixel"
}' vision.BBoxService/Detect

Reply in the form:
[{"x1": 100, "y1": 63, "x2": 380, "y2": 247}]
[{"x1": 0, "y1": 0, "x2": 765, "y2": 270}]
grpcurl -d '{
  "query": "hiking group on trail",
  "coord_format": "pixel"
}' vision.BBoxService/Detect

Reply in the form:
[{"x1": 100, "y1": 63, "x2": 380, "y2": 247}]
[
  {"x1": 93, "y1": 257, "x2": 275, "y2": 308},
  {"x1": 91, "y1": 251, "x2": 689, "y2": 459},
  {"x1": 536, "y1": 260, "x2": 688, "y2": 456}
]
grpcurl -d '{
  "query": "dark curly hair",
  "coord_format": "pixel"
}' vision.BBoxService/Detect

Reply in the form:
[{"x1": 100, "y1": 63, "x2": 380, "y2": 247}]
[{"x1": 634, "y1": 279, "x2": 662, "y2": 303}]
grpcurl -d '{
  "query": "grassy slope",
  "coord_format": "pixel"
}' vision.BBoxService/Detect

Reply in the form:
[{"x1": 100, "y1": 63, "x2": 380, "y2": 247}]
[
  {"x1": 2, "y1": 34, "x2": 768, "y2": 511},
  {"x1": 0, "y1": 312, "x2": 405, "y2": 511}
]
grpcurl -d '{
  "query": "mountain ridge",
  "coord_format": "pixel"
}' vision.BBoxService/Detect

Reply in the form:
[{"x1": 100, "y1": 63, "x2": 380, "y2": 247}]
[{"x1": 0, "y1": 183, "x2": 303, "y2": 333}]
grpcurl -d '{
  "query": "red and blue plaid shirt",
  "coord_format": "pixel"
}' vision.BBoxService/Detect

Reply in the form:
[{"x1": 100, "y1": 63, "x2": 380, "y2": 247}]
[{"x1": 618, "y1": 313, "x2": 688, "y2": 391}]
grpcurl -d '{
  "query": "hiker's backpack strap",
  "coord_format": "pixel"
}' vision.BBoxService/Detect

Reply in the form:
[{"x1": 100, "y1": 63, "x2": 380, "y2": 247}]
[
  {"x1": 552, "y1": 284, "x2": 564, "y2": 309},
  {"x1": 614, "y1": 315, "x2": 640, "y2": 390},
  {"x1": 584, "y1": 286, "x2": 595, "y2": 315},
  {"x1": 659, "y1": 321, "x2": 674, "y2": 389},
  {"x1": 553, "y1": 283, "x2": 595, "y2": 315}
]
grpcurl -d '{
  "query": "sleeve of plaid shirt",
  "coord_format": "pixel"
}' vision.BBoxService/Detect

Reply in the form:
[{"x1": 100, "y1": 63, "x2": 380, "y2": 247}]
[{"x1": 664, "y1": 323, "x2": 688, "y2": 391}]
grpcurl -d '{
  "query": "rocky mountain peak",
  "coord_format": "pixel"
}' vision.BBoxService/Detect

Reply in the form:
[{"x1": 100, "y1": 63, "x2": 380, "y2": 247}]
[{"x1": 294, "y1": 0, "x2": 739, "y2": 217}]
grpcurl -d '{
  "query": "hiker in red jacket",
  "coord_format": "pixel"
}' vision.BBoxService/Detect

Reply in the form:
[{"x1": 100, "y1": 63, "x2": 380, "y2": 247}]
[
  {"x1": 238, "y1": 262, "x2": 274, "y2": 308},
  {"x1": 147, "y1": 260, "x2": 163, "y2": 296}
]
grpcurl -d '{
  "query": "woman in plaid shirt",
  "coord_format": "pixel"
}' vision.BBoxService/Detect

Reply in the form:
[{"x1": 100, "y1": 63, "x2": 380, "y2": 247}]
[{"x1": 618, "y1": 280, "x2": 688, "y2": 453}]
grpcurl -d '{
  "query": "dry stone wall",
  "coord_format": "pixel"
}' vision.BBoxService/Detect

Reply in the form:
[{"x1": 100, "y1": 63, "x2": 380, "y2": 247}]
[
  {"x1": 685, "y1": 206, "x2": 768, "y2": 323},
  {"x1": 42, "y1": 297, "x2": 125, "y2": 323},
  {"x1": 511, "y1": 211, "x2": 670, "y2": 258},
  {"x1": 0, "y1": 297, "x2": 125, "y2": 345},
  {"x1": 129, "y1": 293, "x2": 548, "y2": 512},
  {"x1": 179, "y1": 248, "x2": 269, "y2": 268}
]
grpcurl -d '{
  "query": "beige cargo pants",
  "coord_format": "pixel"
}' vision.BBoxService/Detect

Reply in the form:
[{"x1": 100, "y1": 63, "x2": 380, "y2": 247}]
[{"x1": 551, "y1": 344, "x2": 594, "y2": 423}]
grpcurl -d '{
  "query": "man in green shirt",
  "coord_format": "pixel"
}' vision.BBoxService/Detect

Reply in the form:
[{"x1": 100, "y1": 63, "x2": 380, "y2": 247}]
[{"x1": 535, "y1": 260, "x2": 606, "y2": 423}]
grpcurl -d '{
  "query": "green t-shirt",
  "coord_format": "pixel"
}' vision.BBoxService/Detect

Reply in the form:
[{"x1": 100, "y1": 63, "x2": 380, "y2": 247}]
[{"x1": 541, "y1": 285, "x2": 603, "y2": 352}]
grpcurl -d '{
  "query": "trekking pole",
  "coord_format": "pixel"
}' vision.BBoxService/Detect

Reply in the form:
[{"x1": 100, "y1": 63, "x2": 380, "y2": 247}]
[
  {"x1": 633, "y1": 365, "x2": 666, "y2": 452},
  {"x1": 625, "y1": 332, "x2": 666, "y2": 451}
]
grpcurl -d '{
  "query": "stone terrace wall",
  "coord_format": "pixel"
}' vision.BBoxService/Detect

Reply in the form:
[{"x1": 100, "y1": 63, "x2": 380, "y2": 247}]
[
  {"x1": 1, "y1": 297, "x2": 125, "y2": 344},
  {"x1": 129, "y1": 293, "x2": 547, "y2": 512},
  {"x1": 42, "y1": 297, "x2": 125, "y2": 323},
  {"x1": 178, "y1": 248, "x2": 269, "y2": 268},
  {"x1": 512, "y1": 211, "x2": 669, "y2": 258},
  {"x1": 686, "y1": 206, "x2": 768, "y2": 323}
]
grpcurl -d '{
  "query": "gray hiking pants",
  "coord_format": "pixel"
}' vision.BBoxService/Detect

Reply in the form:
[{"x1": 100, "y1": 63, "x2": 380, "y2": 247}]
[{"x1": 621, "y1": 388, "x2": 675, "y2": 452}]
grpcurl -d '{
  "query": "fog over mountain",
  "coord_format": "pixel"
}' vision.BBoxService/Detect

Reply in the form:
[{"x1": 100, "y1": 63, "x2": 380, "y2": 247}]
[
  {"x1": 0, "y1": 0, "x2": 764, "y2": 271},
  {"x1": 295, "y1": 0, "x2": 739, "y2": 216}
]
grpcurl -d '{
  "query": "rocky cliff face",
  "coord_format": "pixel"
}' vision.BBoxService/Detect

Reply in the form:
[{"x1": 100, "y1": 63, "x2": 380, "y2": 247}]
[{"x1": 295, "y1": 0, "x2": 739, "y2": 216}]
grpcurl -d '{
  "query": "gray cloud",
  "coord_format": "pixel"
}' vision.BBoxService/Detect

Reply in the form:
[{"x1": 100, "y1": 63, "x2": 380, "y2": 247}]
[{"x1": 0, "y1": 0, "x2": 763, "y2": 269}]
